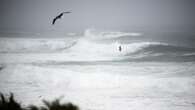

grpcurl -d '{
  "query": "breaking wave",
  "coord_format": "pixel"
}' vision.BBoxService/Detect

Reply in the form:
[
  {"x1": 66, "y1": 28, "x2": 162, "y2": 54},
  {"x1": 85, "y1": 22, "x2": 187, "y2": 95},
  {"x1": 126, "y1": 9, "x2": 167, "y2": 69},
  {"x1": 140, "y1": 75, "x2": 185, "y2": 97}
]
[
  {"x1": 0, "y1": 38, "x2": 77, "y2": 53},
  {"x1": 68, "y1": 29, "x2": 195, "y2": 62},
  {"x1": 0, "y1": 29, "x2": 195, "y2": 62},
  {"x1": 122, "y1": 42, "x2": 195, "y2": 62}
]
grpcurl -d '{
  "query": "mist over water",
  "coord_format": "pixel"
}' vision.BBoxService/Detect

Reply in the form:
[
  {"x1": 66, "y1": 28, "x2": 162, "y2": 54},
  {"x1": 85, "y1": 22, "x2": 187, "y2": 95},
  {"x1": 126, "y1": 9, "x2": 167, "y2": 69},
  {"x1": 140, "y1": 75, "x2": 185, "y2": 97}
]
[
  {"x1": 0, "y1": 28, "x2": 195, "y2": 63},
  {"x1": 0, "y1": 29, "x2": 195, "y2": 110},
  {"x1": 1, "y1": 0, "x2": 195, "y2": 109}
]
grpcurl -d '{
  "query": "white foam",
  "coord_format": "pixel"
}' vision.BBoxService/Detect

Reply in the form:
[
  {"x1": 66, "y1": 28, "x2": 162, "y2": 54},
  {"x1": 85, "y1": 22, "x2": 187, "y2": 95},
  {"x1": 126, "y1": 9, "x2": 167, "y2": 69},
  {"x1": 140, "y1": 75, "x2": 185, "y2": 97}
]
[
  {"x1": 84, "y1": 28, "x2": 142, "y2": 40},
  {"x1": 0, "y1": 38, "x2": 76, "y2": 53}
]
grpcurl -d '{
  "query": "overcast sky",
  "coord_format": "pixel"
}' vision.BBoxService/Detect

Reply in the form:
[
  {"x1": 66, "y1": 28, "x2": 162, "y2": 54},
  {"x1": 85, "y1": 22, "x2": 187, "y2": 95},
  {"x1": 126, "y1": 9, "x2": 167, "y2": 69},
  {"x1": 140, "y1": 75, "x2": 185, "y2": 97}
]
[{"x1": 0, "y1": 0, "x2": 195, "y2": 33}]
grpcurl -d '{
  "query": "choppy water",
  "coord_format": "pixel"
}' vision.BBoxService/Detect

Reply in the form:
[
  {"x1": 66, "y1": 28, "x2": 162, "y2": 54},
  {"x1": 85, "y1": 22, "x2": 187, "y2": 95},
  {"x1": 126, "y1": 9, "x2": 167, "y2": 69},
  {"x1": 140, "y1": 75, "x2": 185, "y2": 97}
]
[
  {"x1": 0, "y1": 29, "x2": 195, "y2": 110},
  {"x1": 1, "y1": 29, "x2": 195, "y2": 63}
]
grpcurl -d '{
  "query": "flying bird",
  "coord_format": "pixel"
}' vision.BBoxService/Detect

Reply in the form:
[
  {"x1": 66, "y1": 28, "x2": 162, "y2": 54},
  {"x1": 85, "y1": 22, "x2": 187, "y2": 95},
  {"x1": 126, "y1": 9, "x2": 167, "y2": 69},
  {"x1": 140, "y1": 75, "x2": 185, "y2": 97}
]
[{"x1": 52, "y1": 11, "x2": 71, "y2": 25}]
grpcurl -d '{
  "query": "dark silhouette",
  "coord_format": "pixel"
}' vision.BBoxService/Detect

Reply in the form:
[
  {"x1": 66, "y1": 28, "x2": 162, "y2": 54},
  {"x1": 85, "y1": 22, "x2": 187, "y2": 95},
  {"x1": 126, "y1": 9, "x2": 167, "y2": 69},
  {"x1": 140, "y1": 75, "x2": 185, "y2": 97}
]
[
  {"x1": 0, "y1": 65, "x2": 4, "y2": 71},
  {"x1": 29, "y1": 99, "x2": 79, "y2": 110},
  {"x1": 0, "y1": 93, "x2": 79, "y2": 110},
  {"x1": 0, "y1": 93, "x2": 22, "y2": 110},
  {"x1": 52, "y1": 11, "x2": 71, "y2": 25},
  {"x1": 119, "y1": 46, "x2": 122, "y2": 52}
]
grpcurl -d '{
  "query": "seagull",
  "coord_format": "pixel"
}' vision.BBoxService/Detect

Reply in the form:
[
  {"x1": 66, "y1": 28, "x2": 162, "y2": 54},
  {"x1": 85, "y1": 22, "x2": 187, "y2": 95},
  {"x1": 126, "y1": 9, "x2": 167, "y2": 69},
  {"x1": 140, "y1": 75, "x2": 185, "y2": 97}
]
[{"x1": 52, "y1": 11, "x2": 71, "y2": 25}]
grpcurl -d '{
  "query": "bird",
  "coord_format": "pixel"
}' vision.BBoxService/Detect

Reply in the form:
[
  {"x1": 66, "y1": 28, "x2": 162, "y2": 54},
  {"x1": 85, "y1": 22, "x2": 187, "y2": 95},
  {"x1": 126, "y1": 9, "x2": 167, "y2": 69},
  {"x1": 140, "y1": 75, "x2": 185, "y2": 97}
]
[{"x1": 52, "y1": 11, "x2": 71, "y2": 25}]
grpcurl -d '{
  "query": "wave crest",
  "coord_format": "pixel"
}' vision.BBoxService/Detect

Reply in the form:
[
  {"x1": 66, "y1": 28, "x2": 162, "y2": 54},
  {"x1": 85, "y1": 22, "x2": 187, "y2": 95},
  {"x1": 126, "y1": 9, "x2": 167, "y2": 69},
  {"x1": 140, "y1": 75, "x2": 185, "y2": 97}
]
[
  {"x1": 84, "y1": 28, "x2": 142, "y2": 40},
  {"x1": 1, "y1": 29, "x2": 195, "y2": 62}
]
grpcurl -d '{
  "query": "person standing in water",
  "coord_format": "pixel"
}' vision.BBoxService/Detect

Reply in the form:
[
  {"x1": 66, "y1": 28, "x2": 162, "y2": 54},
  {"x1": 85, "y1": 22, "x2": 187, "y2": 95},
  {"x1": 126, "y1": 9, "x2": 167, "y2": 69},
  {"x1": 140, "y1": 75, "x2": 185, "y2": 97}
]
[{"x1": 119, "y1": 45, "x2": 122, "y2": 52}]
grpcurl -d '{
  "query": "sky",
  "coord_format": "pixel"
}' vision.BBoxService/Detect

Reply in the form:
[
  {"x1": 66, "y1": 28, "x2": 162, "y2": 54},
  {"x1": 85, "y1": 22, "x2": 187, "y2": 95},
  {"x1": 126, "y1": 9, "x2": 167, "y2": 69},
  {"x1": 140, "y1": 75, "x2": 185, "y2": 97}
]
[{"x1": 0, "y1": 0, "x2": 195, "y2": 33}]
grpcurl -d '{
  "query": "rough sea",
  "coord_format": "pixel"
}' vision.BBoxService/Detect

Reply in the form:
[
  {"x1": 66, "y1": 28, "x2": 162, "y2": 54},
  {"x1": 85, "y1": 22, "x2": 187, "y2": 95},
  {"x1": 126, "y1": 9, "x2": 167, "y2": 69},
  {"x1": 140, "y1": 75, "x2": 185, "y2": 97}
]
[{"x1": 0, "y1": 29, "x2": 195, "y2": 110}]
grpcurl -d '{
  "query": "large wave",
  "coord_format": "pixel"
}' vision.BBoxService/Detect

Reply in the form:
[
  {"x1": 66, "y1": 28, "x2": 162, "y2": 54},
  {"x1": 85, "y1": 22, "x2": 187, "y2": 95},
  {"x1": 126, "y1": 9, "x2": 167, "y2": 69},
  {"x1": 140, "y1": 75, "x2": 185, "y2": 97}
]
[
  {"x1": 122, "y1": 42, "x2": 195, "y2": 62},
  {"x1": 68, "y1": 29, "x2": 195, "y2": 62},
  {"x1": 69, "y1": 41, "x2": 195, "y2": 62},
  {"x1": 0, "y1": 38, "x2": 77, "y2": 53},
  {"x1": 1, "y1": 29, "x2": 195, "y2": 62}
]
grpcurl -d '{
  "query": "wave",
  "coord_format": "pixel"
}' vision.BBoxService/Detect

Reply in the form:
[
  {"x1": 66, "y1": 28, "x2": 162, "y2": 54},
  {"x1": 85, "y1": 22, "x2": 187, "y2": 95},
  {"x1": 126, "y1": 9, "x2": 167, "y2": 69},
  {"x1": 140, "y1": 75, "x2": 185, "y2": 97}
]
[
  {"x1": 69, "y1": 40, "x2": 195, "y2": 62},
  {"x1": 0, "y1": 29, "x2": 142, "y2": 53},
  {"x1": 1, "y1": 29, "x2": 195, "y2": 62},
  {"x1": 0, "y1": 38, "x2": 77, "y2": 53},
  {"x1": 121, "y1": 42, "x2": 195, "y2": 62},
  {"x1": 78, "y1": 29, "x2": 195, "y2": 62},
  {"x1": 84, "y1": 28, "x2": 142, "y2": 40},
  {"x1": 123, "y1": 42, "x2": 195, "y2": 55}
]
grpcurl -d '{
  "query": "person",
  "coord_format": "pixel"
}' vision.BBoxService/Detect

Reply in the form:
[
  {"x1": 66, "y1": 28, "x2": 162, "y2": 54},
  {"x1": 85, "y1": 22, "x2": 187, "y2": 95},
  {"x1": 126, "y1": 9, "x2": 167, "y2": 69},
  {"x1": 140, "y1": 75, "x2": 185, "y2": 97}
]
[{"x1": 119, "y1": 45, "x2": 122, "y2": 52}]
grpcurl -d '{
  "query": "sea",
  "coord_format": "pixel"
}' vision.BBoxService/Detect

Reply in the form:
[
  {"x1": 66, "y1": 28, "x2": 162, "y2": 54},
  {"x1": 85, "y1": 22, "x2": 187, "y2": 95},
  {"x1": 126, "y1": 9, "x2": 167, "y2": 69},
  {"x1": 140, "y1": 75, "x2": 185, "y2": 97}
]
[{"x1": 0, "y1": 29, "x2": 195, "y2": 110}]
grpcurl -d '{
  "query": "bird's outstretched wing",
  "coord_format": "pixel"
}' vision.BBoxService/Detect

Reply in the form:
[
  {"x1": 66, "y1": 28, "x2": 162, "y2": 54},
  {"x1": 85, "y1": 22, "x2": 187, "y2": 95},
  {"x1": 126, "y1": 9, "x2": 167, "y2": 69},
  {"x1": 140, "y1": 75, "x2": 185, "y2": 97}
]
[
  {"x1": 52, "y1": 14, "x2": 62, "y2": 25},
  {"x1": 63, "y1": 11, "x2": 71, "y2": 14},
  {"x1": 52, "y1": 17, "x2": 58, "y2": 25},
  {"x1": 52, "y1": 11, "x2": 71, "y2": 25}
]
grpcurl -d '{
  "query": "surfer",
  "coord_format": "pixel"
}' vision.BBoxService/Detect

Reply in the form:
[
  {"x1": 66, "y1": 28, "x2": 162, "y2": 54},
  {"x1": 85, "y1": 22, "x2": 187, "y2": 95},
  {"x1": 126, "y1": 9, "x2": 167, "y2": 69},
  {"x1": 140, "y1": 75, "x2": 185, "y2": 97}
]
[
  {"x1": 52, "y1": 11, "x2": 71, "y2": 25},
  {"x1": 119, "y1": 45, "x2": 122, "y2": 52}
]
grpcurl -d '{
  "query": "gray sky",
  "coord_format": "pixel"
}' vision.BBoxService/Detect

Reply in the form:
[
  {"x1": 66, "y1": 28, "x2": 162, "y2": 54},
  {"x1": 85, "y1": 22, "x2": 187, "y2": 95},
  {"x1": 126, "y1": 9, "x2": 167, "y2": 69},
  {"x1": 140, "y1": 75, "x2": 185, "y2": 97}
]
[{"x1": 0, "y1": 0, "x2": 195, "y2": 33}]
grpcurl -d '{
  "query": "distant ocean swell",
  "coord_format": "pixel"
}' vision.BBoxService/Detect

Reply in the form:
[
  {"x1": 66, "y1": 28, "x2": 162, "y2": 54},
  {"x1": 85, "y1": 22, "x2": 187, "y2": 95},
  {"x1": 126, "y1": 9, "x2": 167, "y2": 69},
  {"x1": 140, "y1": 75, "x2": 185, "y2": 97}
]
[
  {"x1": 0, "y1": 29, "x2": 195, "y2": 62},
  {"x1": 122, "y1": 42, "x2": 195, "y2": 62}
]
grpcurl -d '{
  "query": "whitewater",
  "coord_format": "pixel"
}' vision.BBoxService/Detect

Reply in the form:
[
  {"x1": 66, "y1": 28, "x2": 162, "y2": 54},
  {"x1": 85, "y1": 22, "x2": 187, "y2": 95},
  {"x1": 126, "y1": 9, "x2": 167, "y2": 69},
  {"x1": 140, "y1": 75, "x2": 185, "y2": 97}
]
[{"x1": 0, "y1": 29, "x2": 195, "y2": 110}]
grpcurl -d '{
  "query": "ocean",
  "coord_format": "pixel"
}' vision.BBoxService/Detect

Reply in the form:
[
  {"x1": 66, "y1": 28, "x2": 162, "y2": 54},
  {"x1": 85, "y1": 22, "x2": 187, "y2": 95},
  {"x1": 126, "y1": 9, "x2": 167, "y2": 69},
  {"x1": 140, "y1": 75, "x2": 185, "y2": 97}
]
[{"x1": 0, "y1": 29, "x2": 195, "y2": 110}]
